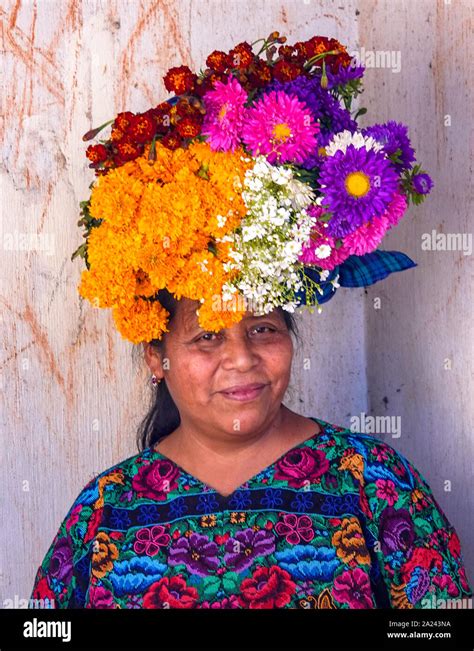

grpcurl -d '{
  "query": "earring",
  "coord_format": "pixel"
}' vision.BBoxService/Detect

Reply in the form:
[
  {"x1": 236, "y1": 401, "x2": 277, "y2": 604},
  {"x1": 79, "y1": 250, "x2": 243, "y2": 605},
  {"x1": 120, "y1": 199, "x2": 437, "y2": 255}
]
[{"x1": 151, "y1": 374, "x2": 162, "y2": 385}]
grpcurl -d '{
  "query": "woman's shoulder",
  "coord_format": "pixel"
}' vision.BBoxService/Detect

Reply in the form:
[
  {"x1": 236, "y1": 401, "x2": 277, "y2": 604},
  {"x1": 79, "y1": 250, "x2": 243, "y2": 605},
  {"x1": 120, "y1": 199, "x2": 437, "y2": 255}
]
[
  {"x1": 313, "y1": 416, "x2": 428, "y2": 490},
  {"x1": 67, "y1": 446, "x2": 156, "y2": 511}
]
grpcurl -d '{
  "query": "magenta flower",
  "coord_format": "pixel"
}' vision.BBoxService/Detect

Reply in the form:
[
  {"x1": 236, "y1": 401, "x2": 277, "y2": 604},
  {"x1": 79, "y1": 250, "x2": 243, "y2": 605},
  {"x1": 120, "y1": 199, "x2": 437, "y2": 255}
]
[
  {"x1": 242, "y1": 90, "x2": 320, "y2": 164},
  {"x1": 131, "y1": 459, "x2": 180, "y2": 500},
  {"x1": 274, "y1": 446, "x2": 329, "y2": 488},
  {"x1": 86, "y1": 585, "x2": 115, "y2": 609},
  {"x1": 65, "y1": 504, "x2": 83, "y2": 531},
  {"x1": 333, "y1": 568, "x2": 373, "y2": 608},
  {"x1": 299, "y1": 204, "x2": 352, "y2": 270},
  {"x1": 383, "y1": 191, "x2": 408, "y2": 227},
  {"x1": 275, "y1": 513, "x2": 315, "y2": 544},
  {"x1": 375, "y1": 479, "x2": 399, "y2": 506},
  {"x1": 342, "y1": 214, "x2": 390, "y2": 256},
  {"x1": 433, "y1": 574, "x2": 460, "y2": 597},
  {"x1": 133, "y1": 525, "x2": 171, "y2": 556},
  {"x1": 201, "y1": 75, "x2": 248, "y2": 151},
  {"x1": 200, "y1": 595, "x2": 241, "y2": 608}
]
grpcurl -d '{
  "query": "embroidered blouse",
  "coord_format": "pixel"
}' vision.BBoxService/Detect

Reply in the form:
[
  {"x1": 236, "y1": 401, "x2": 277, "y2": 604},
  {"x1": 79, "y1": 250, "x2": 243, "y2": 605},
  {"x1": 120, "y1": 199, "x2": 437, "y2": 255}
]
[{"x1": 29, "y1": 417, "x2": 472, "y2": 609}]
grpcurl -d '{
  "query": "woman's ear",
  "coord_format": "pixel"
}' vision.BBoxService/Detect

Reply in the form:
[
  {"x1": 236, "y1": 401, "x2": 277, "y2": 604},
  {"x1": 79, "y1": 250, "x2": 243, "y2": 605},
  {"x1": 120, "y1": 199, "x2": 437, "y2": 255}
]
[{"x1": 143, "y1": 343, "x2": 165, "y2": 380}]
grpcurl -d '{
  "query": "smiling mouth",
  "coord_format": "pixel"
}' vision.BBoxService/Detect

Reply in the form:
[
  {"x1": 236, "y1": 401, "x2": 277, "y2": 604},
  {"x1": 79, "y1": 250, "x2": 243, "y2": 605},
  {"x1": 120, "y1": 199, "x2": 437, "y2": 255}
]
[{"x1": 220, "y1": 384, "x2": 268, "y2": 402}]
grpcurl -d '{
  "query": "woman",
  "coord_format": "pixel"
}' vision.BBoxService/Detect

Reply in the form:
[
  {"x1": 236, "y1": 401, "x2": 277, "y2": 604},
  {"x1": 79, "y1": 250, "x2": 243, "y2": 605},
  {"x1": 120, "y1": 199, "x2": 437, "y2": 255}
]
[
  {"x1": 29, "y1": 289, "x2": 472, "y2": 609},
  {"x1": 30, "y1": 30, "x2": 471, "y2": 609}
]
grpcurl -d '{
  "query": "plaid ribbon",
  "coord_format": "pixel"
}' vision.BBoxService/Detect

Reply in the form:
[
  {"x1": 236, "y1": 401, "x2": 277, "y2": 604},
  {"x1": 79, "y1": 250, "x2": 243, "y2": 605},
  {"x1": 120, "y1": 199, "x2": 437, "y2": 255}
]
[
  {"x1": 296, "y1": 250, "x2": 417, "y2": 306},
  {"x1": 337, "y1": 250, "x2": 417, "y2": 288}
]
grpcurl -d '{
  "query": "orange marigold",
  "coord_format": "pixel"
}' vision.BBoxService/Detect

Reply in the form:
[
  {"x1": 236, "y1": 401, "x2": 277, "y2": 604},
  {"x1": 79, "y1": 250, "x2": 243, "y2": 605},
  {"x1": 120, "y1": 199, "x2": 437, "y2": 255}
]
[
  {"x1": 78, "y1": 140, "x2": 253, "y2": 343},
  {"x1": 112, "y1": 297, "x2": 170, "y2": 344},
  {"x1": 196, "y1": 293, "x2": 248, "y2": 333}
]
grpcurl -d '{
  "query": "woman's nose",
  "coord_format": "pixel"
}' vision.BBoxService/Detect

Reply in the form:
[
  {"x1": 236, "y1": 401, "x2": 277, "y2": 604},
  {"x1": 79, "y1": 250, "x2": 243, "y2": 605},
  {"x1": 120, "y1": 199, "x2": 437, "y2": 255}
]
[{"x1": 219, "y1": 335, "x2": 261, "y2": 369}]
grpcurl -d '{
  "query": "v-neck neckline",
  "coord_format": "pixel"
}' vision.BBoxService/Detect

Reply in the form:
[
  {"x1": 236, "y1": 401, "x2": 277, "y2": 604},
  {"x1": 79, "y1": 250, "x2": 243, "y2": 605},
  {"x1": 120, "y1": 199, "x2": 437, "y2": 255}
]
[{"x1": 148, "y1": 416, "x2": 329, "y2": 501}]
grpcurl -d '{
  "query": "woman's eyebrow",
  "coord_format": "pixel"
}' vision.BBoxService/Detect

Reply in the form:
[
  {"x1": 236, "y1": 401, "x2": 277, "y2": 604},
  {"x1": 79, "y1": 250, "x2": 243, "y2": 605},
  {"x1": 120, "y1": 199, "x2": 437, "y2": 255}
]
[{"x1": 182, "y1": 311, "x2": 280, "y2": 335}]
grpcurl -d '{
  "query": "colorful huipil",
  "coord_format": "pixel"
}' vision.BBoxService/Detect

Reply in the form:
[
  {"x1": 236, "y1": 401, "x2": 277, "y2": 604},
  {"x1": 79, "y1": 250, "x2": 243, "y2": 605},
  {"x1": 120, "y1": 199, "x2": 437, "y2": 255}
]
[{"x1": 29, "y1": 418, "x2": 472, "y2": 609}]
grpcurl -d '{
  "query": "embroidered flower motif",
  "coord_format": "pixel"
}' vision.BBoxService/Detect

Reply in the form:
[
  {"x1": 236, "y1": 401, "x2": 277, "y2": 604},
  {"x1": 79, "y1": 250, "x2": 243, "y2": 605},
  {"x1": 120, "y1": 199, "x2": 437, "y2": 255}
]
[
  {"x1": 275, "y1": 514, "x2": 315, "y2": 544},
  {"x1": 133, "y1": 526, "x2": 171, "y2": 556}
]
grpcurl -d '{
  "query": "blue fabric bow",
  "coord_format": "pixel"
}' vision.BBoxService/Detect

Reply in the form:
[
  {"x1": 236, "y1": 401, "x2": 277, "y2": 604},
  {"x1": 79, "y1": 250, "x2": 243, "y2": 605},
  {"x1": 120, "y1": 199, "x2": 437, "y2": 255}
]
[{"x1": 295, "y1": 250, "x2": 417, "y2": 306}]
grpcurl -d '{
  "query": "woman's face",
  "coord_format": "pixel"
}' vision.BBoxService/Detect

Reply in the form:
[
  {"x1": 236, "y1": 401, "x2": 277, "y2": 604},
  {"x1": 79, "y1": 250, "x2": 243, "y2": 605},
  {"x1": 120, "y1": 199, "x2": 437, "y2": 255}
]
[{"x1": 144, "y1": 298, "x2": 294, "y2": 438}]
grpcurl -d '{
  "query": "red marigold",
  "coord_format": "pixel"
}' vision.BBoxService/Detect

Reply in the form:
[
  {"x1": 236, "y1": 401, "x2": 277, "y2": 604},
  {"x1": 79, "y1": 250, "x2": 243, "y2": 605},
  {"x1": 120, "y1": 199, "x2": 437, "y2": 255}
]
[
  {"x1": 278, "y1": 44, "x2": 304, "y2": 62},
  {"x1": 148, "y1": 103, "x2": 170, "y2": 131},
  {"x1": 163, "y1": 65, "x2": 197, "y2": 95},
  {"x1": 329, "y1": 37, "x2": 347, "y2": 54},
  {"x1": 161, "y1": 131, "x2": 182, "y2": 150},
  {"x1": 272, "y1": 59, "x2": 304, "y2": 82},
  {"x1": 227, "y1": 42, "x2": 254, "y2": 69},
  {"x1": 301, "y1": 36, "x2": 332, "y2": 59},
  {"x1": 114, "y1": 111, "x2": 135, "y2": 132},
  {"x1": 176, "y1": 116, "x2": 201, "y2": 139},
  {"x1": 114, "y1": 136, "x2": 144, "y2": 162},
  {"x1": 206, "y1": 50, "x2": 228, "y2": 73},
  {"x1": 86, "y1": 144, "x2": 108, "y2": 164},
  {"x1": 175, "y1": 98, "x2": 202, "y2": 118},
  {"x1": 330, "y1": 52, "x2": 352, "y2": 73},
  {"x1": 128, "y1": 114, "x2": 156, "y2": 144},
  {"x1": 193, "y1": 71, "x2": 227, "y2": 97},
  {"x1": 247, "y1": 59, "x2": 273, "y2": 88}
]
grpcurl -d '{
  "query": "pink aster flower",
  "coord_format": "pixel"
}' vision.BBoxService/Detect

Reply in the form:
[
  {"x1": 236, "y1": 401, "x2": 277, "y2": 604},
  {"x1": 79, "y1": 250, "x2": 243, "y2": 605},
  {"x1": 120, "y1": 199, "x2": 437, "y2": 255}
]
[
  {"x1": 323, "y1": 191, "x2": 406, "y2": 257},
  {"x1": 201, "y1": 75, "x2": 248, "y2": 151},
  {"x1": 343, "y1": 213, "x2": 390, "y2": 256},
  {"x1": 242, "y1": 90, "x2": 320, "y2": 165},
  {"x1": 383, "y1": 190, "x2": 408, "y2": 228}
]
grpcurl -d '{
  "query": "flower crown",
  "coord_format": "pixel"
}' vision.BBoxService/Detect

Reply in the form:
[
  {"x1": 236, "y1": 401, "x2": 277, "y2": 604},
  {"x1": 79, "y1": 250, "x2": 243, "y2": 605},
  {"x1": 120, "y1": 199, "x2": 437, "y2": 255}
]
[{"x1": 73, "y1": 31, "x2": 433, "y2": 344}]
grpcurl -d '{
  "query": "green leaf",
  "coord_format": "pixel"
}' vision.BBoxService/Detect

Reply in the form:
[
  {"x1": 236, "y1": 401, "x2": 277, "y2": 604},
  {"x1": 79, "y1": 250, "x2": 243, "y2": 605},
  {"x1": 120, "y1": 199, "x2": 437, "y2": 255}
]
[
  {"x1": 413, "y1": 516, "x2": 433, "y2": 537},
  {"x1": 201, "y1": 575, "x2": 221, "y2": 598},
  {"x1": 71, "y1": 243, "x2": 87, "y2": 262},
  {"x1": 432, "y1": 508, "x2": 446, "y2": 530},
  {"x1": 222, "y1": 571, "x2": 240, "y2": 592}
]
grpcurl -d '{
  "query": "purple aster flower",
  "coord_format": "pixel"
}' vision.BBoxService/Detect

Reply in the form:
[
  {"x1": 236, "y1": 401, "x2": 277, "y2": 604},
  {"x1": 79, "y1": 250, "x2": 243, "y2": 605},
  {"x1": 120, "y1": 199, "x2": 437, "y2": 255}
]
[
  {"x1": 265, "y1": 75, "x2": 358, "y2": 164},
  {"x1": 319, "y1": 144, "x2": 400, "y2": 237},
  {"x1": 412, "y1": 173, "x2": 433, "y2": 195},
  {"x1": 362, "y1": 121, "x2": 416, "y2": 172},
  {"x1": 326, "y1": 62, "x2": 365, "y2": 89}
]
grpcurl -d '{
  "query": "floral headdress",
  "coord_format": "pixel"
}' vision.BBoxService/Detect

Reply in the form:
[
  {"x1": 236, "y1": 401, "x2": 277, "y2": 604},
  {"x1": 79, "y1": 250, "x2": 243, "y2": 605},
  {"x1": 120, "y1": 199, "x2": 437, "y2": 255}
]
[{"x1": 73, "y1": 31, "x2": 433, "y2": 344}]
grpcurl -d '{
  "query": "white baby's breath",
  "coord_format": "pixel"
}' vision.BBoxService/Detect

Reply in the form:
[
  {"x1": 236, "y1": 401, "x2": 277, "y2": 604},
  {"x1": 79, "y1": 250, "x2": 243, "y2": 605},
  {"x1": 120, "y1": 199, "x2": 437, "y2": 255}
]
[{"x1": 215, "y1": 156, "x2": 327, "y2": 314}]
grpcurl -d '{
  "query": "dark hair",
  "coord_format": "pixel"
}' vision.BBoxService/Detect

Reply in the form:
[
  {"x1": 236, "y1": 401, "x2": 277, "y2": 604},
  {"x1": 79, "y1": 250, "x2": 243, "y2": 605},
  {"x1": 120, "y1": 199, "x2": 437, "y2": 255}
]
[{"x1": 134, "y1": 288, "x2": 301, "y2": 452}]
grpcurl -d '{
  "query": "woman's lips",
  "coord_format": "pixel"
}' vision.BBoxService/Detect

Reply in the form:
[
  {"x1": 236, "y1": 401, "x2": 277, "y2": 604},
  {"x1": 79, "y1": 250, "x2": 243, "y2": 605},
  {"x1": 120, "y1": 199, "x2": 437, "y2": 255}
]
[{"x1": 220, "y1": 384, "x2": 268, "y2": 401}]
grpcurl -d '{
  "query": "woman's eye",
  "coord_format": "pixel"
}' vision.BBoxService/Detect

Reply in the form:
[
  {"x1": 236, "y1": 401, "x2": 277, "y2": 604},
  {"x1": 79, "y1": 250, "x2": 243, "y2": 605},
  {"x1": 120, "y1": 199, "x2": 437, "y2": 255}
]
[
  {"x1": 199, "y1": 332, "x2": 219, "y2": 341},
  {"x1": 252, "y1": 326, "x2": 276, "y2": 335},
  {"x1": 197, "y1": 326, "x2": 276, "y2": 342}
]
